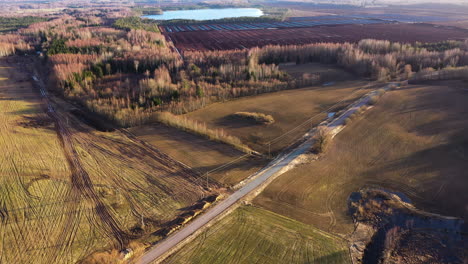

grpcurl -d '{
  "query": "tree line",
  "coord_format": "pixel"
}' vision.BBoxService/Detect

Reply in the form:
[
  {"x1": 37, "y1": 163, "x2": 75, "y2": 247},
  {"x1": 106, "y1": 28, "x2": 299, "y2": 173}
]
[{"x1": 2, "y1": 13, "x2": 468, "y2": 127}]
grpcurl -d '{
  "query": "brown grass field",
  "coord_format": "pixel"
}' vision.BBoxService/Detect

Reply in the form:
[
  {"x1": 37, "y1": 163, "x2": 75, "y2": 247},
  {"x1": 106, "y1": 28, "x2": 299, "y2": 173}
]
[
  {"x1": 131, "y1": 64, "x2": 359, "y2": 185},
  {"x1": 254, "y1": 80, "x2": 468, "y2": 236},
  {"x1": 186, "y1": 78, "x2": 373, "y2": 154},
  {"x1": 0, "y1": 57, "x2": 209, "y2": 263},
  {"x1": 129, "y1": 124, "x2": 266, "y2": 186}
]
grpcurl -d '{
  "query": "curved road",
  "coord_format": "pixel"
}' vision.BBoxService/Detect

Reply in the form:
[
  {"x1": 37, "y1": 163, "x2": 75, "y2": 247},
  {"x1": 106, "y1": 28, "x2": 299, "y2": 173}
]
[{"x1": 136, "y1": 84, "x2": 394, "y2": 264}]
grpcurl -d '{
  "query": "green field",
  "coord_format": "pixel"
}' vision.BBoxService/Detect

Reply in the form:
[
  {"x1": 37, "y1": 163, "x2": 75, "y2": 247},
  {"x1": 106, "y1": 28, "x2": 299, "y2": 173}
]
[{"x1": 164, "y1": 206, "x2": 349, "y2": 264}]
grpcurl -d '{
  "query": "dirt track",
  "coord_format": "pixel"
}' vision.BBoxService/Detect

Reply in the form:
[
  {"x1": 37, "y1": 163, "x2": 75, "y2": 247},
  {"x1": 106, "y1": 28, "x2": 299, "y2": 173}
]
[
  {"x1": 1, "y1": 56, "x2": 211, "y2": 264},
  {"x1": 32, "y1": 71, "x2": 130, "y2": 249}
]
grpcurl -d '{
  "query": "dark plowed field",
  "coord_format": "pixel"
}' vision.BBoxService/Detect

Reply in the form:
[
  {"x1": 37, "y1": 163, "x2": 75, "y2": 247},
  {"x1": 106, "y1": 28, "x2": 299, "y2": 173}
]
[{"x1": 165, "y1": 23, "x2": 468, "y2": 52}]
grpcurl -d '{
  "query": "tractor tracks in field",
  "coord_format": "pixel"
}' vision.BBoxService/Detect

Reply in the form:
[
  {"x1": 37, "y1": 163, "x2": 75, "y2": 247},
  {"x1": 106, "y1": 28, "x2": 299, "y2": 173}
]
[
  {"x1": 31, "y1": 72, "x2": 129, "y2": 251},
  {"x1": 120, "y1": 129, "x2": 201, "y2": 181}
]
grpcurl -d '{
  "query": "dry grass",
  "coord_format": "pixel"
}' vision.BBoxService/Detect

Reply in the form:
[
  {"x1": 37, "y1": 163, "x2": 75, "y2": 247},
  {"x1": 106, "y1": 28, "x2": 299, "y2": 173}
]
[
  {"x1": 344, "y1": 105, "x2": 368, "y2": 125},
  {"x1": 81, "y1": 241, "x2": 146, "y2": 264},
  {"x1": 232, "y1": 111, "x2": 275, "y2": 124},
  {"x1": 154, "y1": 112, "x2": 253, "y2": 153},
  {"x1": 254, "y1": 80, "x2": 468, "y2": 236},
  {"x1": 128, "y1": 124, "x2": 266, "y2": 186},
  {"x1": 164, "y1": 206, "x2": 349, "y2": 264},
  {"x1": 311, "y1": 127, "x2": 332, "y2": 154},
  {"x1": 186, "y1": 80, "x2": 372, "y2": 153},
  {"x1": 0, "y1": 57, "x2": 208, "y2": 263}
]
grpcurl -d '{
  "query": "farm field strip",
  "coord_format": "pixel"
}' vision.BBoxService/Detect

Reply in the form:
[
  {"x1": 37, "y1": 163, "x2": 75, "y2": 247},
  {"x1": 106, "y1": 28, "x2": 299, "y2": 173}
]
[
  {"x1": 160, "y1": 13, "x2": 454, "y2": 33},
  {"x1": 163, "y1": 206, "x2": 349, "y2": 264},
  {"x1": 161, "y1": 17, "x2": 389, "y2": 33},
  {"x1": 164, "y1": 23, "x2": 468, "y2": 52}
]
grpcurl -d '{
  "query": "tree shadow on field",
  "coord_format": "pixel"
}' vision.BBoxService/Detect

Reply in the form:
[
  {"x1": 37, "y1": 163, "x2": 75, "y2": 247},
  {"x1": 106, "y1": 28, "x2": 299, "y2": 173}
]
[
  {"x1": 363, "y1": 131, "x2": 468, "y2": 220},
  {"x1": 135, "y1": 123, "x2": 245, "y2": 158},
  {"x1": 215, "y1": 114, "x2": 263, "y2": 129},
  {"x1": 17, "y1": 114, "x2": 55, "y2": 130},
  {"x1": 395, "y1": 84, "x2": 468, "y2": 138},
  {"x1": 7, "y1": 107, "x2": 39, "y2": 116},
  {"x1": 0, "y1": 97, "x2": 36, "y2": 101}
]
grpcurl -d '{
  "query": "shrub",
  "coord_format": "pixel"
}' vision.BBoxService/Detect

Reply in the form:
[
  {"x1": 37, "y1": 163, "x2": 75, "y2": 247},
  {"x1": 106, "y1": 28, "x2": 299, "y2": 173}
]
[
  {"x1": 232, "y1": 112, "x2": 275, "y2": 124},
  {"x1": 344, "y1": 106, "x2": 367, "y2": 125},
  {"x1": 369, "y1": 89, "x2": 386, "y2": 105},
  {"x1": 312, "y1": 127, "x2": 331, "y2": 154},
  {"x1": 368, "y1": 95, "x2": 380, "y2": 105}
]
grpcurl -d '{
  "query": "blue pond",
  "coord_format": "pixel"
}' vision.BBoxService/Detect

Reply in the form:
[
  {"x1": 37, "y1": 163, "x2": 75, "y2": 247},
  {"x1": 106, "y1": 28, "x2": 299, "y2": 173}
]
[{"x1": 143, "y1": 8, "x2": 263, "y2": 21}]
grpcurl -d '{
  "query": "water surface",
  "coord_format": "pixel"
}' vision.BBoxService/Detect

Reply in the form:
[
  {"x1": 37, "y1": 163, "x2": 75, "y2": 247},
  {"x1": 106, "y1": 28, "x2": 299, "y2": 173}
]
[{"x1": 143, "y1": 8, "x2": 263, "y2": 21}]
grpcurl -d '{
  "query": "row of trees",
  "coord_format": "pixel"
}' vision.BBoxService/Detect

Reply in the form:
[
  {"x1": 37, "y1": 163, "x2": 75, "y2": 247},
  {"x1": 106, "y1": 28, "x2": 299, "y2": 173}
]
[
  {"x1": 5, "y1": 13, "x2": 468, "y2": 127},
  {"x1": 53, "y1": 38, "x2": 468, "y2": 126},
  {"x1": 0, "y1": 34, "x2": 31, "y2": 56},
  {"x1": 410, "y1": 66, "x2": 468, "y2": 83},
  {"x1": 253, "y1": 39, "x2": 468, "y2": 81}
]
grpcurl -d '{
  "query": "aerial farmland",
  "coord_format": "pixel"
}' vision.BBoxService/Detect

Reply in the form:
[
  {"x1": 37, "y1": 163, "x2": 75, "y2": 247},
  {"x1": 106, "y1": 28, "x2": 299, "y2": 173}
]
[{"x1": 0, "y1": 0, "x2": 468, "y2": 264}]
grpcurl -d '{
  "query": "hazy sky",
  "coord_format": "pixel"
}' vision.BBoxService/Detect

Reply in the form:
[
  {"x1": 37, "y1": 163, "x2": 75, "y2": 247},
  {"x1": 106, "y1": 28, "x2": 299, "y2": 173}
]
[
  {"x1": 379, "y1": 0, "x2": 467, "y2": 3},
  {"x1": 383, "y1": 0, "x2": 466, "y2": 4},
  {"x1": 308, "y1": 0, "x2": 468, "y2": 4}
]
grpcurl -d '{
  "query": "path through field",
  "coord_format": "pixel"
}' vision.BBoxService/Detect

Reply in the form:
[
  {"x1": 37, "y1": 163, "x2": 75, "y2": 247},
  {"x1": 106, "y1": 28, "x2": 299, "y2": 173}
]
[
  {"x1": 0, "y1": 56, "x2": 208, "y2": 263},
  {"x1": 34, "y1": 67, "x2": 130, "y2": 250}
]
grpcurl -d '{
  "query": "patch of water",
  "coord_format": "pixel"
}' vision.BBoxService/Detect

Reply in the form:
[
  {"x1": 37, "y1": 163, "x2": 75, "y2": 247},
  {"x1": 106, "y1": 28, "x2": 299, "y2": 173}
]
[{"x1": 143, "y1": 8, "x2": 263, "y2": 21}]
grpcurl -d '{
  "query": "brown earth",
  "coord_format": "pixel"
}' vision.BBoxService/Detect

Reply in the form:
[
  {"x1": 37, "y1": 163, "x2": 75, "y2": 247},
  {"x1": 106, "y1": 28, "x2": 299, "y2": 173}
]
[
  {"x1": 185, "y1": 80, "x2": 372, "y2": 154},
  {"x1": 165, "y1": 23, "x2": 468, "y2": 52},
  {"x1": 254, "y1": 80, "x2": 468, "y2": 238},
  {"x1": 0, "y1": 56, "x2": 209, "y2": 264},
  {"x1": 129, "y1": 123, "x2": 266, "y2": 186}
]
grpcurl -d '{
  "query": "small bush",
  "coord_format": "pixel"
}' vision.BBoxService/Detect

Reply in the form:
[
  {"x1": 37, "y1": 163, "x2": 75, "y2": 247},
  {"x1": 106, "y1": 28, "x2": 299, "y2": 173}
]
[
  {"x1": 312, "y1": 127, "x2": 331, "y2": 154},
  {"x1": 368, "y1": 95, "x2": 380, "y2": 105},
  {"x1": 344, "y1": 117, "x2": 352, "y2": 125},
  {"x1": 345, "y1": 106, "x2": 367, "y2": 125},
  {"x1": 345, "y1": 113, "x2": 358, "y2": 125},
  {"x1": 377, "y1": 88, "x2": 386, "y2": 95},
  {"x1": 232, "y1": 112, "x2": 275, "y2": 124}
]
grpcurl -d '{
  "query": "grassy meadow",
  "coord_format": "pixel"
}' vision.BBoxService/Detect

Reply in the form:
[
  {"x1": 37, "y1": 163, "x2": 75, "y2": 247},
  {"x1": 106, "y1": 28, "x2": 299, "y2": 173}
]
[{"x1": 164, "y1": 206, "x2": 349, "y2": 264}]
